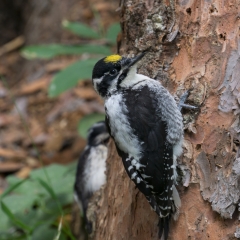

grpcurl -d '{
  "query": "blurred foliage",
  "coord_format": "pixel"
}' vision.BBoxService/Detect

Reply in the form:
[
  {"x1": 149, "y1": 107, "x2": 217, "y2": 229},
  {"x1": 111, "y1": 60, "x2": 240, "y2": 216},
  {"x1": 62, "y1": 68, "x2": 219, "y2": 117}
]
[
  {"x1": 21, "y1": 44, "x2": 111, "y2": 60},
  {"x1": 5, "y1": 20, "x2": 119, "y2": 238},
  {"x1": 106, "y1": 23, "x2": 121, "y2": 45},
  {"x1": 62, "y1": 20, "x2": 101, "y2": 39},
  {"x1": 21, "y1": 20, "x2": 120, "y2": 134},
  {"x1": 0, "y1": 8, "x2": 120, "y2": 240},
  {"x1": 48, "y1": 59, "x2": 97, "y2": 97},
  {"x1": 21, "y1": 20, "x2": 120, "y2": 97},
  {"x1": 0, "y1": 163, "x2": 77, "y2": 240}
]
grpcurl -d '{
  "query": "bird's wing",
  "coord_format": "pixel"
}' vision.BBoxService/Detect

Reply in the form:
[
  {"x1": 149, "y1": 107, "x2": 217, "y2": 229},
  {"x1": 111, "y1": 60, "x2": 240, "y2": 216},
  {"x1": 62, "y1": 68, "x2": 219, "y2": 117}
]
[{"x1": 122, "y1": 84, "x2": 174, "y2": 214}]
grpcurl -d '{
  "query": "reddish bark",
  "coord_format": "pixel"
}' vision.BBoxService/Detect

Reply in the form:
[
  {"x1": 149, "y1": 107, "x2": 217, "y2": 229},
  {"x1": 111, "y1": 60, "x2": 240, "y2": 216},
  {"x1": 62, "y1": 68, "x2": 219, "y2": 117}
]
[{"x1": 88, "y1": 0, "x2": 240, "y2": 239}]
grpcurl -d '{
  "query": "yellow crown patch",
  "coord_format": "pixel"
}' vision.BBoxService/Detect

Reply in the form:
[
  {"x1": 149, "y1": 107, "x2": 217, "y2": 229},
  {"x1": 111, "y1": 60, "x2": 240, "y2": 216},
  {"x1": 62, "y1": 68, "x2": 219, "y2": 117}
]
[{"x1": 104, "y1": 55, "x2": 122, "y2": 63}]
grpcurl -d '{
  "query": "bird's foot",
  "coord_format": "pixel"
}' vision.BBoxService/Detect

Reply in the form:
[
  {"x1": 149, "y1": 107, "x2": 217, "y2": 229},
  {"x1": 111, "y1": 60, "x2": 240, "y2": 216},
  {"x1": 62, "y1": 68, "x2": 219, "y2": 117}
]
[{"x1": 178, "y1": 90, "x2": 198, "y2": 111}]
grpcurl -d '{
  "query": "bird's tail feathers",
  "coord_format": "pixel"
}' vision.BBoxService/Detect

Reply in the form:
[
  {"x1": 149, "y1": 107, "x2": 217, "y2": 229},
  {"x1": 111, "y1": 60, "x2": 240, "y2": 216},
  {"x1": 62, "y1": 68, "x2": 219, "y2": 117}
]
[
  {"x1": 158, "y1": 215, "x2": 170, "y2": 240},
  {"x1": 172, "y1": 185, "x2": 181, "y2": 220}
]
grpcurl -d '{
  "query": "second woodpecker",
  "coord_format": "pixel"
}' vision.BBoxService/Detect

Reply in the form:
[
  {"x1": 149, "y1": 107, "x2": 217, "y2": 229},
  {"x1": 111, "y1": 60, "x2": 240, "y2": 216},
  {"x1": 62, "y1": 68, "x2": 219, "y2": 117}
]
[
  {"x1": 92, "y1": 53, "x2": 183, "y2": 239},
  {"x1": 74, "y1": 121, "x2": 110, "y2": 234}
]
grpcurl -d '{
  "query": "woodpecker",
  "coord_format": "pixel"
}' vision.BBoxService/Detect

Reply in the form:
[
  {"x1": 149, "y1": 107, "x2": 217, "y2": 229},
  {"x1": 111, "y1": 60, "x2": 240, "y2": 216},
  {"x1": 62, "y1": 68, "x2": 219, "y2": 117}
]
[
  {"x1": 74, "y1": 121, "x2": 110, "y2": 233},
  {"x1": 91, "y1": 53, "x2": 191, "y2": 239}
]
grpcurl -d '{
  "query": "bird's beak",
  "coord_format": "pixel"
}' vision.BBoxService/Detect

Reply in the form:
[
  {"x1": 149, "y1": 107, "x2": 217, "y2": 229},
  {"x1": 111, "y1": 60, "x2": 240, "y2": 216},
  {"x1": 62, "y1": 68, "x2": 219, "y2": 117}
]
[
  {"x1": 122, "y1": 52, "x2": 146, "y2": 70},
  {"x1": 117, "y1": 52, "x2": 147, "y2": 84}
]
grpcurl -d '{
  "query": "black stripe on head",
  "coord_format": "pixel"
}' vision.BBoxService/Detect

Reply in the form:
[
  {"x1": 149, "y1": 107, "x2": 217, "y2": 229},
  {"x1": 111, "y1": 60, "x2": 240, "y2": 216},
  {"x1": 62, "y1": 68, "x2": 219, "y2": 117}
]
[
  {"x1": 97, "y1": 75, "x2": 116, "y2": 97},
  {"x1": 92, "y1": 58, "x2": 121, "y2": 79}
]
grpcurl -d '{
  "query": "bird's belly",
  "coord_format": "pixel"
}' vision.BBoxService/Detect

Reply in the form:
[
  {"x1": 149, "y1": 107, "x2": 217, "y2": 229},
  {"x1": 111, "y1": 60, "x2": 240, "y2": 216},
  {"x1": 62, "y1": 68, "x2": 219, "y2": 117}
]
[
  {"x1": 105, "y1": 94, "x2": 142, "y2": 159},
  {"x1": 84, "y1": 145, "x2": 107, "y2": 193}
]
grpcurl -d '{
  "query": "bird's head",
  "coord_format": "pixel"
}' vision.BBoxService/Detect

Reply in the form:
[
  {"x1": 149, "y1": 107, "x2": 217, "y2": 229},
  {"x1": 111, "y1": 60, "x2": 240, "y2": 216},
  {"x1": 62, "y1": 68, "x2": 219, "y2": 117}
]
[
  {"x1": 92, "y1": 52, "x2": 145, "y2": 98},
  {"x1": 87, "y1": 121, "x2": 110, "y2": 146}
]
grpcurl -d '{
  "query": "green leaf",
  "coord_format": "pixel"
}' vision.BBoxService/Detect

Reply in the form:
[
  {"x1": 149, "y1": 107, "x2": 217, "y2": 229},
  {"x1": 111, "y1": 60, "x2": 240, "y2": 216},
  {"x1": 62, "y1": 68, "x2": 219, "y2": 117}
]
[
  {"x1": 1, "y1": 201, "x2": 32, "y2": 232},
  {"x1": 36, "y1": 177, "x2": 74, "y2": 213},
  {"x1": 106, "y1": 23, "x2": 121, "y2": 44},
  {"x1": 6, "y1": 176, "x2": 43, "y2": 197},
  {"x1": 31, "y1": 224, "x2": 55, "y2": 240},
  {"x1": 32, "y1": 224, "x2": 67, "y2": 240},
  {"x1": 62, "y1": 20, "x2": 100, "y2": 39},
  {"x1": 1, "y1": 178, "x2": 26, "y2": 198},
  {"x1": 0, "y1": 163, "x2": 77, "y2": 240},
  {"x1": 21, "y1": 44, "x2": 111, "y2": 59},
  {"x1": 0, "y1": 206, "x2": 12, "y2": 232},
  {"x1": 48, "y1": 58, "x2": 98, "y2": 97},
  {"x1": 78, "y1": 113, "x2": 105, "y2": 139},
  {"x1": 1, "y1": 195, "x2": 37, "y2": 216},
  {"x1": 37, "y1": 179, "x2": 57, "y2": 200},
  {"x1": 16, "y1": 207, "x2": 56, "y2": 230},
  {"x1": 30, "y1": 164, "x2": 66, "y2": 181},
  {"x1": 31, "y1": 164, "x2": 75, "y2": 205}
]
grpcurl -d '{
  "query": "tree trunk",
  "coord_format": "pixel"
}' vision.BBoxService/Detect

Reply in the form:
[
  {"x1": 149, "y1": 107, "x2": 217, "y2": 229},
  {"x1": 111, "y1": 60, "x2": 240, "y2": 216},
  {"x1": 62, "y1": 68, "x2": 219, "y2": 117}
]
[{"x1": 88, "y1": 0, "x2": 240, "y2": 239}]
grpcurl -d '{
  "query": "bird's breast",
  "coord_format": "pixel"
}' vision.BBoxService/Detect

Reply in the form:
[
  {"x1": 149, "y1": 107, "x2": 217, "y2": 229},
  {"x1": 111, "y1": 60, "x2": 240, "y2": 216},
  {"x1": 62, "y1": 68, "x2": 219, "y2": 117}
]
[
  {"x1": 84, "y1": 145, "x2": 107, "y2": 193},
  {"x1": 105, "y1": 93, "x2": 142, "y2": 159}
]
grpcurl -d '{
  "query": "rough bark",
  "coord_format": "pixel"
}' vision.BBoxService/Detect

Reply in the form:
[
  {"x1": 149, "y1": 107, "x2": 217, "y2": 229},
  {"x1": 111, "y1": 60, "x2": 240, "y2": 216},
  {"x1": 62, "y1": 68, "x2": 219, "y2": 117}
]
[{"x1": 88, "y1": 0, "x2": 240, "y2": 239}]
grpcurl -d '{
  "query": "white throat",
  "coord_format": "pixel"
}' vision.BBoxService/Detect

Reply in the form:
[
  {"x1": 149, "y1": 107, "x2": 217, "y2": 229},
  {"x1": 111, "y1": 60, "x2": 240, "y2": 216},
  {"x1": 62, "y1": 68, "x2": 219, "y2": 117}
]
[{"x1": 120, "y1": 66, "x2": 150, "y2": 88}]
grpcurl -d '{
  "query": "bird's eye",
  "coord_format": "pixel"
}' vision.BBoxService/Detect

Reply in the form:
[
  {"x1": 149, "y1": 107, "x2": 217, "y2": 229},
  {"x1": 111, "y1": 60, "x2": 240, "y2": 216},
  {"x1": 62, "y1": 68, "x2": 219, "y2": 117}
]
[{"x1": 109, "y1": 69, "x2": 117, "y2": 75}]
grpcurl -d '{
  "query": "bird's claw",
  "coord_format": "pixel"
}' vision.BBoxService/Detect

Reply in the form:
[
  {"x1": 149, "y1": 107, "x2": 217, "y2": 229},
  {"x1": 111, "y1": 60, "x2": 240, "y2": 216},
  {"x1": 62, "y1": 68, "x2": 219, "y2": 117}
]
[{"x1": 178, "y1": 90, "x2": 198, "y2": 111}]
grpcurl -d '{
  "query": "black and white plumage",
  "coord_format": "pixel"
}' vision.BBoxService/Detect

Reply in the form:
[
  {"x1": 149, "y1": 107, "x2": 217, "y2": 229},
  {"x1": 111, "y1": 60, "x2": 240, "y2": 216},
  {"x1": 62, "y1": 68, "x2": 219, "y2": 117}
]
[
  {"x1": 74, "y1": 121, "x2": 110, "y2": 233},
  {"x1": 92, "y1": 53, "x2": 183, "y2": 239}
]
